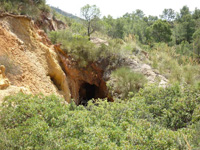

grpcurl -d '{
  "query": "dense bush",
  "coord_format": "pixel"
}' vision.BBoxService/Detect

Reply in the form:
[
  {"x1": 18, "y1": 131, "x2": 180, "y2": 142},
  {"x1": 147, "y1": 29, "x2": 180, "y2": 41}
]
[
  {"x1": 0, "y1": 0, "x2": 50, "y2": 20},
  {"x1": 48, "y1": 29, "x2": 126, "y2": 67},
  {"x1": 108, "y1": 67, "x2": 147, "y2": 98},
  {"x1": 0, "y1": 85, "x2": 199, "y2": 149},
  {"x1": 135, "y1": 84, "x2": 200, "y2": 130},
  {"x1": 147, "y1": 20, "x2": 172, "y2": 43},
  {"x1": 191, "y1": 121, "x2": 200, "y2": 149}
]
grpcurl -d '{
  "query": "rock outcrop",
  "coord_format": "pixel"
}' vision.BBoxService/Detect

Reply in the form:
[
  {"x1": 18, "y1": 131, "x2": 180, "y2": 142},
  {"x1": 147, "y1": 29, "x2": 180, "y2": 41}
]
[
  {"x1": 36, "y1": 13, "x2": 67, "y2": 31},
  {"x1": 125, "y1": 56, "x2": 168, "y2": 87}
]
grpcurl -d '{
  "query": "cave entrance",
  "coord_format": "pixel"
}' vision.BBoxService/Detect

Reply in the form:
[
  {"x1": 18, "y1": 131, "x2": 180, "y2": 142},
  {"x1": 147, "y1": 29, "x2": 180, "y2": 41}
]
[{"x1": 79, "y1": 83, "x2": 98, "y2": 106}]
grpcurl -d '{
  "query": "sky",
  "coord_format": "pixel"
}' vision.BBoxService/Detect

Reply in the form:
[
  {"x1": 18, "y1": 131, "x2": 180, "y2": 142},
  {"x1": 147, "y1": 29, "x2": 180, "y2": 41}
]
[{"x1": 46, "y1": 0, "x2": 200, "y2": 18}]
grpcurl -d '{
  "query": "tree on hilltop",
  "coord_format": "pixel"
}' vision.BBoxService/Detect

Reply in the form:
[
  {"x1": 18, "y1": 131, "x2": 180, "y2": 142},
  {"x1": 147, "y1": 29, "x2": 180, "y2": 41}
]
[{"x1": 81, "y1": 4, "x2": 101, "y2": 40}]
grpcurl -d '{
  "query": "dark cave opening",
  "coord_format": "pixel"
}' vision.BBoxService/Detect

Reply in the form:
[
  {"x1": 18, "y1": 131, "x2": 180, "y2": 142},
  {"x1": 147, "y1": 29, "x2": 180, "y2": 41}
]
[{"x1": 79, "y1": 83, "x2": 98, "y2": 106}]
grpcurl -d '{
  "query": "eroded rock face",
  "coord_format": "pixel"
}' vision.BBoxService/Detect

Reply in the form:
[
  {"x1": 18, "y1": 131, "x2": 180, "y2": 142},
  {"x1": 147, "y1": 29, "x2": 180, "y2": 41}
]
[
  {"x1": 36, "y1": 13, "x2": 67, "y2": 31},
  {"x1": 54, "y1": 45, "x2": 113, "y2": 105},
  {"x1": 0, "y1": 13, "x2": 70, "y2": 101},
  {"x1": 0, "y1": 65, "x2": 31, "y2": 104},
  {"x1": 0, "y1": 65, "x2": 10, "y2": 90}
]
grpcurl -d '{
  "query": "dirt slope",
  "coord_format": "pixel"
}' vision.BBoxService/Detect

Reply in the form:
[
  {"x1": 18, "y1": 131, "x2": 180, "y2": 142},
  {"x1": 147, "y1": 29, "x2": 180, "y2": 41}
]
[{"x1": 0, "y1": 13, "x2": 70, "y2": 102}]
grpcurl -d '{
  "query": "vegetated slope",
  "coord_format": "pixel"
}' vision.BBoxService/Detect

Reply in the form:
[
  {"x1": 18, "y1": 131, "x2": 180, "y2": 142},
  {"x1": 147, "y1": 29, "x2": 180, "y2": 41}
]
[
  {"x1": 0, "y1": 13, "x2": 71, "y2": 102},
  {"x1": 0, "y1": 12, "x2": 169, "y2": 104},
  {"x1": 51, "y1": 6, "x2": 83, "y2": 22},
  {"x1": 0, "y1": 7, "x2": 169, "y2": 104}
]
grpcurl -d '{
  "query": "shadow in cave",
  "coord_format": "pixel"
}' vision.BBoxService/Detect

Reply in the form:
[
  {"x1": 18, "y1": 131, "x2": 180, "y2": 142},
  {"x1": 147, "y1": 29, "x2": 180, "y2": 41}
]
[{"x1": 79, "y1": 83, "x2": 98, "y2": 106}]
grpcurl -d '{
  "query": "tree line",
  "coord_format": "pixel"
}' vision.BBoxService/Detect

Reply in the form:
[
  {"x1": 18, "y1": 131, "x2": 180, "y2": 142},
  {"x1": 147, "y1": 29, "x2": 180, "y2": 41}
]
[{"x1": 81, "y1": 5, "x2": 200, "y2": 59}]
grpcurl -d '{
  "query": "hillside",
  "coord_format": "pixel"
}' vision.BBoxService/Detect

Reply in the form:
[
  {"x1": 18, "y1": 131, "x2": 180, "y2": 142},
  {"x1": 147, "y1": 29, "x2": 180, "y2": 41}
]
[
  {"x1": 0, "y1": 13, "x2": 167, "y2": 104},
  {"x1": 0, "y1": 1, "x2": 200, "y2": 150},
  {"x1": 51, "y1": 6, "x2": 83, "y2": 22},
  {"x1": 0, "y1": 13, "x2": 113, "y2": 105}
]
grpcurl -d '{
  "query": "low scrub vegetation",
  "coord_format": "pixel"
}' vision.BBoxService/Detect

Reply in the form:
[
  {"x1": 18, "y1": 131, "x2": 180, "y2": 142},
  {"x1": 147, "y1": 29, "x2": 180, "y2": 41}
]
[
  {"x1": 0, "y1": 84, "x2": 199, "y2": 149},
  {"x1": 0, "y1": 0, "x2": 50, "y2": 19},
  {"x1": 48, "y1": 29, "x2": 125, "y2": 67},
  {"x1": 148, "y1": 43, "x2": 200, "y2": 85},
  {"x1": 108, "y1": 67, "x2": 147, "y2": 98}
]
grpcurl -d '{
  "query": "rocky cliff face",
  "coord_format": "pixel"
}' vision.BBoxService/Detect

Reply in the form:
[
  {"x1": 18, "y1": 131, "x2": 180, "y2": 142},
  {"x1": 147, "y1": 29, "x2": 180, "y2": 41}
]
[{"x1": 35, "y1": 13, "x2": 67, "y2": 31}]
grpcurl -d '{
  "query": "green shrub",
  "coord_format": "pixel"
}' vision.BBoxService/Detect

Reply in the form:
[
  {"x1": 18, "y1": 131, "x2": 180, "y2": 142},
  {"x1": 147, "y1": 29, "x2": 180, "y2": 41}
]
[
  {"x1": 109, "y1": 67, "x2": 147, "y2": 98},
  {"x1": 48, "y1": 31, "x2": 60, "y2": 44},
  {"x1": 135, "y1": 84, "x2": 200, "y2": 130},
  {"x1": 0, "y1": 1, "x2": 19, "y2": 14},
  {"x1": 3, "y1": 1, "x2": 12, "y2": 12},
  {"x1": 0, "y1": 93, "x2": 67, "y2": 149},
  {"x1": 0, "y1": 92, "x2": 196, "y2": 149},
  {"x1": 175, "y1": 41, "x2": 193, "y2": 57},
  {"x1": 48, "y1": 30, "x2": 95, "y2": 67},
  {"x1": 0, "y1": 0, "x2": 49, "y2": 20},
  {"x1": 191, "y1": 121, "x2": 200, "y2": 149},
  {"x1": 39, "y1": 3, "x2": 51, "y2": 14},
  {"x1": 48, "y1": 29, "x2": 126, "y2": 68}
]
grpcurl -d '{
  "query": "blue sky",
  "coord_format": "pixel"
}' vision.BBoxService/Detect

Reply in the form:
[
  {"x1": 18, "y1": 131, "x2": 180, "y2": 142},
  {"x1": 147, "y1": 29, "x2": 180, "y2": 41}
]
[{"x1": 46, "y1": 0, "x2": 200, "y2": 18}]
